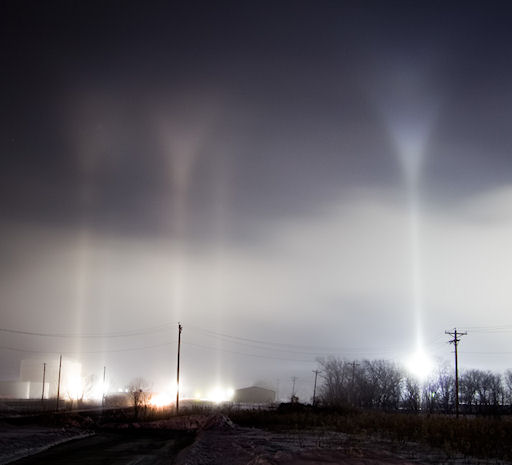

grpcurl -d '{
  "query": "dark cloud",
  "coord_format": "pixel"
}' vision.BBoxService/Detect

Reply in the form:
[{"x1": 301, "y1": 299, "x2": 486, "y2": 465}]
[
  {"x1": 2, "y1": 1, "x2": 512, "y2": 384},
  {"x1": 3, "y1": 2, "x2": 512, "y2": 237}
]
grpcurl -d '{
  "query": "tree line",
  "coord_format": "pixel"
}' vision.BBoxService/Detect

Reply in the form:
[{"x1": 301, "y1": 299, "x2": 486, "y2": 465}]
[{"x1": 317, "y1": 357, "x2": 512, "y2": 414}]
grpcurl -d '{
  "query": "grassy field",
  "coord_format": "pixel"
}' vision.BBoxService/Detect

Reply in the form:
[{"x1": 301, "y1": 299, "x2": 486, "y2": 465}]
[
  {"x1": 224, "y1": 406, "x2": 512, "y2": 461},
  {"x1": 5, "y1": 400, "x2": 512, "y2": 461}
]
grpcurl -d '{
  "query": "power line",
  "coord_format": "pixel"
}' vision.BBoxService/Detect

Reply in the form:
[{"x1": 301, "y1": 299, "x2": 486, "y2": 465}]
[
  {"x1": 462, "y1": 351, "x2": 512, "y2": 356},
  {"x1": 1, "y1": 321, "x2": 445, "y2": 358},
  {"x1": 183, "y1": 341, "x2": 315, "y2": 362},
  {"x1": 0, "y1": 321, "x2": 381, "y2": 355},
  {"x1": 0, "y1": 340, "x2": 177, "y2": 354},
  {"x1": 0, "y1": 339, "x2": 315, "y2": 362},
  {"x1": 455, "y1": 324, "x2": 512, "y2": 333},
  {"x1": 191, "y1": 326, "x2": 337, "y2": 350},
  {"x1": 0, "y1": 321, "x2": 458, "y2": 365},
  {"x1": 198, "y1": 331, "x2": 330, "y2": 356},
  {"x1": 190, "y1": 325, "x2": 425, "y2": 355},
  {"x1": 0, "y1": 322, "x2": 176, "y2": 339}
]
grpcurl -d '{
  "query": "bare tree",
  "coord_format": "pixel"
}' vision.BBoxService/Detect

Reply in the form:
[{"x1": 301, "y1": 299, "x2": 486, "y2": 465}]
[
  {"x1": 402, "y1": 376, "x2": 420, "y2": 412},
  {"x1": 317, "y1": 357, "x2": 350, "y2": 406},
  {"x1": 487, "y1": 372, "x2": 503, "y2": 409},
  {"x1": 80, "y1": 374, "x2": 98, "y2": 404},
  {"x1": 317, "y1": 357, "x2": 403, "y2": 410},
  {"x1": 422, "y1": 367, "x2": 455, "y2": 413},
  {"x1": 458, "y1": 369, "x2": 505, "y2": 413},
  {"x1": 436, "y1": 368, "x2": 455, "y2": 413},
  {"x1": 460, "y1": 369, "x2": 479, "y2": 410},
  {"x1": 318, "y1": 358, "x2": 510, "y2": 415},
  {"x1": 504, "y1": 370, "x2": 512, "y2": 406},
  {"x1": 363, "y1": 359, "x2": 402, "y2": 410},
  {"x1": 127, "y1": 377, "x2": 151, "y2": 418}
]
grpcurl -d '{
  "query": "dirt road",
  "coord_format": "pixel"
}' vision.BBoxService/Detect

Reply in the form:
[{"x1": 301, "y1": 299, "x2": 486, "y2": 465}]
[{"x1": 11, "y1": 430, "x2": 194, "y2": 465}]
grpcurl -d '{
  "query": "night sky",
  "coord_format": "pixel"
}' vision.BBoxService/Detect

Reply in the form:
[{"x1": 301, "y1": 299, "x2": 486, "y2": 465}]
[{"x1": 2, "y1": 1, "x2": 512, "y2": 399}]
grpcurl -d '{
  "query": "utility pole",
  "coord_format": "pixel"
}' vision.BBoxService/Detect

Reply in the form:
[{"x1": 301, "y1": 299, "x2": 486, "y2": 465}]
[
  {"x1": 445, "y1": 328, "x2": 467, "y2": 418},
  {"x1": 351, "y1": 361, "x2": 359, "y2": 385},
  {"x1": 102, "y1": 366, "x2": 107, "y2": 408},
  {"x1": 350, "y1": 361, "x2": 359, "y2": 405},
  {"x1": 312, "y1": 370, "x2": 321, "y2": 406},
  {"x1": 176, "y1": 323, "x2": 182, "y2": 414},
  {"x1": 56, "y1": 355, "x2": 62, "y2": 411},
  {"x1": 291, "y1": 376, "x2": 297, "y2": 401},
  {"x1": 41, "y1": 362, "x2": 46, "y2": 403}
]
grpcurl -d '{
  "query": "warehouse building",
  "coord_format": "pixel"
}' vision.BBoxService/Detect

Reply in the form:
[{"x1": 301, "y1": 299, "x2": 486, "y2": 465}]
[{"x1": 233, "y1": 386, "x2": 276, "y2": 404}]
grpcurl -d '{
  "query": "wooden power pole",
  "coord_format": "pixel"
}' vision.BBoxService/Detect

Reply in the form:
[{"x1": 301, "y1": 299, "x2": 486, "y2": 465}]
[
  {"x1": 312, "y1": 370, "x2": 321, "y2": 406},
  {"x1": 176, "y1": 323, "x2": 182, "y2": 414},
  {"x1": 56, "y1": 355, "x2": 62, "y2": 411},
  {"x1": 41, "y1": 362, "x2": 46, "y2": 402},
  {"x1": 350, "y1": 361, "x2": 359, "y2": 405},
  {"x1": 291, "y1": 376, "x2": 298, "y2": 402},
  {"x1": 445, "y1": 328, "x2": 467, "y2": 418},
  {"x1": 102, "y1": 366, "x2": 107, "y2": 408}
]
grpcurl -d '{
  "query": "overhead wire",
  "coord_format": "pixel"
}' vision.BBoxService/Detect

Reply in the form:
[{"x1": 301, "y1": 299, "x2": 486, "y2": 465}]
[
  {"x1": 189, "y1": 324, "x2": 423, "y2": 355},
  {"x1": 183, "y1": 341, "x2": 314, "y2": 362},
  {"x1": 0, "y1": 321, "x2": 176, "y2": 338},
  {"x1": 456, "y1": 324, "x2": 512, "y2": 333},
  {"x1": 0, "y1": 339, "x2": 178, "y2": 354},
  {"x1": 0, "y1": 321, "x2": 488, "y2": 363}
]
